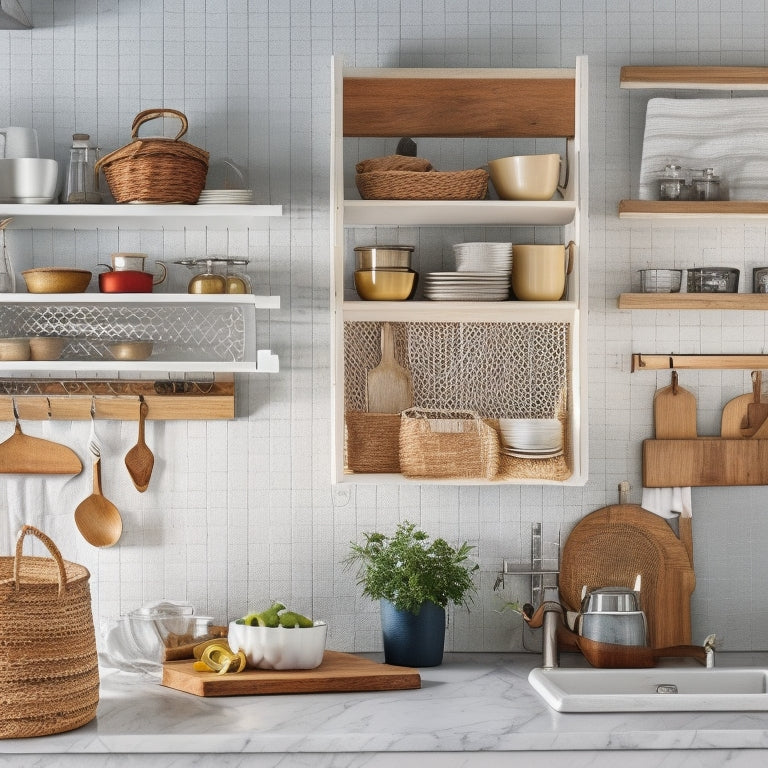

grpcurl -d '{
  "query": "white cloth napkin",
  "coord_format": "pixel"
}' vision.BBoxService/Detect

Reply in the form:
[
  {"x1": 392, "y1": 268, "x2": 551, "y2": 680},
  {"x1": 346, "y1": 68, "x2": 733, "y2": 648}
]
[{"x1": 641, "y1": 486, "x2": 692, "y2": 520}]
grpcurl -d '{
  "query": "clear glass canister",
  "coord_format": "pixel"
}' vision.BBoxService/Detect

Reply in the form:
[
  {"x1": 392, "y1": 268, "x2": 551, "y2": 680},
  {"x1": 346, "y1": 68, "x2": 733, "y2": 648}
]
[
  {"x1": 62, "y1": 133, "x2": 102, "y2": 203},
  {"x1": 690, "y1": 168, "x2": 721, "y2": 201},
  {"x1": 658, "y1": 163, "x2": 686, "y2": 201}
]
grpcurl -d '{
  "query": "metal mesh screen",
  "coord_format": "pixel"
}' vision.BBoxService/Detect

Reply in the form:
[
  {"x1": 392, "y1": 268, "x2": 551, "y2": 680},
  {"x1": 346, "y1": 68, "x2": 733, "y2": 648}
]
[{"x1": 0, "y1": 304, "x2": 247, "y2": 362}]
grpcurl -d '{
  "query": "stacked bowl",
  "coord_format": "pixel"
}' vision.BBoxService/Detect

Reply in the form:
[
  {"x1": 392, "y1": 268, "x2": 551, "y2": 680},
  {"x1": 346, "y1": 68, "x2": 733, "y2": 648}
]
[
  {"x1": 353, "y1": 245, "x2": 417, "y2": 301},
  {"x1": 498, "y1": 418, "x2": 563, "y2": 459}
]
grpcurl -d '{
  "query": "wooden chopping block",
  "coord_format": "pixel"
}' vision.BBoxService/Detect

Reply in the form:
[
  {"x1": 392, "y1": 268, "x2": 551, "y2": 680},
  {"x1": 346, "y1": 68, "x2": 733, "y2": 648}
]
[{"x1": 653, "y1": 370, "x2": 697, "y2": 439}]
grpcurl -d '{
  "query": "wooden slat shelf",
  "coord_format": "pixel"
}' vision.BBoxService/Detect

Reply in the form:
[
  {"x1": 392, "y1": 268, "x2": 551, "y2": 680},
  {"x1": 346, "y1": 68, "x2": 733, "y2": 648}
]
[
  {"x1": 619, "y1": 200, "x2": 768, "y2": 219},
  {"x1": 619, "y1": 294, "x2": 768, "y2": 310},
  {"x1": 643, "y1": 438, "x2": 768, "y2": 487},
  {"x1": 631, "y1": 354, "x2": 768, "y2": 371},
  {"x1": 620, "y1": 66, "x2": 768, "y2": 90}
]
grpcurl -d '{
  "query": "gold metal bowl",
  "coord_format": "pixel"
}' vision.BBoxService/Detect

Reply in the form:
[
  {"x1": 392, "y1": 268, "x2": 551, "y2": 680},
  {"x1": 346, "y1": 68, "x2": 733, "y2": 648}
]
[
  {"x1": 28, "y1": 336, "x2": 69, "y2": 361},
  {"x1": 354, "y1": 268, "x2": 417, "y2": 301},
  {"x1": 0, "y1": 337, "x2": 30, "y2": 361},
  {"x1": 108, "y1": 340, "x2": 154, "y2": 361},
  {"x1": 22, "y1": 267, "x2": 92, "y2": 293}
]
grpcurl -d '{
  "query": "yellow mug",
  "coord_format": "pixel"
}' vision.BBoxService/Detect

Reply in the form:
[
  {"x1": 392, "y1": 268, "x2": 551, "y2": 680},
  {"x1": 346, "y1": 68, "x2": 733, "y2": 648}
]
[{"x1": 511, "y1": 241, "x2": 575, "y2": 301}]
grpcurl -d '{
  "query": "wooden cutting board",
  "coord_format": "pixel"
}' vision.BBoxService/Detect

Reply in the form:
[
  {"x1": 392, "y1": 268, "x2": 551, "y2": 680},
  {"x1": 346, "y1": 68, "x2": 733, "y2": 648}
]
[
  {"x1": 162, "y1": 650, "x2": 421, "y2": 697},
  {"x1": 366, "y1": 323, "x2": 413, "y2": 414},
  {"x1": 721, "y1": 393, "x2": 753, "y2": 437},
  {"x1": 653, "y1": 371, "x2": 697, "y2": 439},
  {"x1": 559, "y1": 504, "x2": 695, "y2": 650}
]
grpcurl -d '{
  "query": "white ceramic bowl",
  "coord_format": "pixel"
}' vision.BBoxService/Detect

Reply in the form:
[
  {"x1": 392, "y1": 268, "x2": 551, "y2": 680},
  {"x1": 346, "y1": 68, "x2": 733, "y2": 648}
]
[
  {"x1": 0, "y1": 158, "x2": 58, "y2": 202},
  {"x1": 228, "y1": 619, "x2": 327, "y2": 670},
  {"x1": 488, "y1": 154, "x2": 561, "y2": 201}
]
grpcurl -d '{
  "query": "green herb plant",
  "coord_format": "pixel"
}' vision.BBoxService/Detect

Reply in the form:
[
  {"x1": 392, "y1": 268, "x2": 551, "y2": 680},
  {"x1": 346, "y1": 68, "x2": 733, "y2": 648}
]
[{"x1": 345, "y1": 521, "x2": 478, "y2": 614}]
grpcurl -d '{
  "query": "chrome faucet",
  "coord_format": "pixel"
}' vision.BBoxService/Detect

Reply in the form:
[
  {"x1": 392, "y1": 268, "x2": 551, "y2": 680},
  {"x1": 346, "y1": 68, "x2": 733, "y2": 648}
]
[
  {"x1": 703, "y1": 634, "x2": 717, "y2": 668},
  {"x1": 523, "y1": 587, "x2": 564, "y2": 669}
]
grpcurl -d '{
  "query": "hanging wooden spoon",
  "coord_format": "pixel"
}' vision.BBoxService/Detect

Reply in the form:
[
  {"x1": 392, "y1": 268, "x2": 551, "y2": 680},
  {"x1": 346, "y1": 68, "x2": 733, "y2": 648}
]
[
  {"x1": 124, "y1": 398, "x2": 154, "y2": 492},
  {"x1": 74, "y1": 454, "x2": 123, "y2": 547}
]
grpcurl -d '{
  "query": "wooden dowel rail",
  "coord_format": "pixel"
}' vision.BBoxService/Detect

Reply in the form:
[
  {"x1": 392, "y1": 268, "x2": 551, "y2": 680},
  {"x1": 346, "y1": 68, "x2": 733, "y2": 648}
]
[{"x1": 632, "y1": 354, "x2": 768, "y2": 372}]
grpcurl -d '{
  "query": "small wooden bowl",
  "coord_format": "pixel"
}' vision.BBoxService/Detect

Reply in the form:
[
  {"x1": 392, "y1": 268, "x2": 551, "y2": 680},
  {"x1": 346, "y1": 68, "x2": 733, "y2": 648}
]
[
  {"x1": 22, "y1": 268, "x2": 92, "y2": 293},
  {"x1": 0, "y1": 337, "x2": 30, "y2": 361},
  {"x1": 28, "y1": 336, "x2": 69, "y2": 361}
]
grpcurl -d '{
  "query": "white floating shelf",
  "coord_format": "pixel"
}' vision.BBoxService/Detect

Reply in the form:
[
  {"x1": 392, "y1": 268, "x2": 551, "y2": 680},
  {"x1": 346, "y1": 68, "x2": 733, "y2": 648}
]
[
  {"x1": 343, "y1": 199, "x2": 576, "y2": 227},
  {"x1": 0, "y1": 203, "x2": 283, "y2": 230}
]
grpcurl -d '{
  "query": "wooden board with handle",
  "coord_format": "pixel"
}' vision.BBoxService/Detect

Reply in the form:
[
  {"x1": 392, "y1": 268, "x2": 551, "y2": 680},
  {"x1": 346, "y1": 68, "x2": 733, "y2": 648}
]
[
  {"x1": 721, "y1": 393, "x2": 753, "y2": 438},
  {"x1": 0, "y1": 420, "x2": 82, "y2": 475},
  {"x1": 366, "y1": 323, "x2": 413, "y2": 414},
  {"x1": 162, "y1": 650, "x2": 421, "y2": 697},
  {"x1": 653, "y1": 371, "x2": 697, "y2": 439}
]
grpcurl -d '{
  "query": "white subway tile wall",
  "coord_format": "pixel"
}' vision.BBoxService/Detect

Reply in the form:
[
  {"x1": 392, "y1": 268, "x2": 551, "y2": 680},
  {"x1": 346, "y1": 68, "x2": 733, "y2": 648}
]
[{"x1": 0, "y1": 0, "x2": 767, "y2": 653}]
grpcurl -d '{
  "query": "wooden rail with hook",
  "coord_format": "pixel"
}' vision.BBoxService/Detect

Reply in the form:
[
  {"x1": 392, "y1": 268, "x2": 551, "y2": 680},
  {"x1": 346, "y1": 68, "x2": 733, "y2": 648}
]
[{"x1": 0, "y1": 375, "x2": 235, "y2": 421}]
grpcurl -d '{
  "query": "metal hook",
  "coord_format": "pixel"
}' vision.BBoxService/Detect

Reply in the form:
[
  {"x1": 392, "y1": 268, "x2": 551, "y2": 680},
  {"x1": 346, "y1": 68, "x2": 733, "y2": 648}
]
[
  {"x1": 90, "y1": 395, "x2": 96, "y2": 420},
  {"x1": 11, "y1": 396, "x2": 19, "y2": 422},
  {"x1": 46, "y1": 397, "x2": 52, "y2": 419},
  {"x1": 671, "y1": 370, "x2": 679, "y2": 395}
]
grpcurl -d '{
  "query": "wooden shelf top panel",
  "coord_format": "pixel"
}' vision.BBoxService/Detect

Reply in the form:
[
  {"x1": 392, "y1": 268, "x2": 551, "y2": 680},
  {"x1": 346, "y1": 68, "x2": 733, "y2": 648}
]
[
  {"x1": 619, "y1": 200, "x2": 768, "y2": 218},
  {"x1": 343, "y1": 76, "x2": 575, "y2": 138},
  {"x1": 620, "y1": 66, "x2": 768, "y2": 90},
  {"x1": 619, "y1": 293, "x2": 768, "y2": 310}
]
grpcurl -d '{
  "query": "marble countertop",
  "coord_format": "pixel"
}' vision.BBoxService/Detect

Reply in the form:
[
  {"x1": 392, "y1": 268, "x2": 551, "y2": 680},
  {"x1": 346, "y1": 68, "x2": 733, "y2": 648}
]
[{"x1": 3, "y1": 652, "x2": 768, "y2": 764}]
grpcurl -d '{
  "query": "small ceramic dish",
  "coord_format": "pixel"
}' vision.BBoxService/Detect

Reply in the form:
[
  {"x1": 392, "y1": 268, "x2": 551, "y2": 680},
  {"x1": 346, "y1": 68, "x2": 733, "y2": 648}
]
[{"x1": 108, "y1": 340, "x2": 154, "y2": 361}]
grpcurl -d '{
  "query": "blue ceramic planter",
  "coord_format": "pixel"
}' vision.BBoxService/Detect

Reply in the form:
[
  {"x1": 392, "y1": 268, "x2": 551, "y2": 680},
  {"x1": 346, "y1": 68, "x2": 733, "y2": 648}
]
[{"x1": 380, "y1": 598, "x2": 446, "y2": 667}]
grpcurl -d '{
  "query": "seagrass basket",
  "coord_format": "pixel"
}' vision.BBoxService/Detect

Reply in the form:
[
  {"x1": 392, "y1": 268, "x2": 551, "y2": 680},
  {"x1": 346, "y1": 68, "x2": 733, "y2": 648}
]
[
  {"x1": 345, "y1": 411, "x2": 401, "y2": 473},
  {"x1": 356, "y1": 168, "x2": 489, "y2": 200},
  {"x1": 355, "y1": 155, "x2": 433, "y2": 173},
  {"x1": 0, "y1": 525, "x2": 99, "y2": 739},
  {"x1": 95, "y1": 108, "x2": 209, "y2": 204},
  {"x1": 399, "y1": 408, "x2": 500, "y2": 480}
]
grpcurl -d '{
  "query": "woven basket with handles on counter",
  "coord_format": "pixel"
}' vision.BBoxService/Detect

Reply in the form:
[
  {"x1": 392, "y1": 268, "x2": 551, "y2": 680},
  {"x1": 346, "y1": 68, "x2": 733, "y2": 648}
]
[
  {"x1": 95, "y1": 108, "x2": 209, "y2": 204},
  {"x1": 0, "y1": 525, "x2": 99, "y2": 739}
]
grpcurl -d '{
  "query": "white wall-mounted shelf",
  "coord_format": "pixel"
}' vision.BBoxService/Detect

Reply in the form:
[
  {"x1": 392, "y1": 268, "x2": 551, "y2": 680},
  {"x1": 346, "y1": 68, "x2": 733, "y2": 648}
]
[
  {"x1": 0, "y1": 293, "x2": 280, "y2": 374},
  {"x1": 0, "y1": 203, "x2": 283, "y2": 230},
  {"x1": 342, "y1": 300, "x2": 577, "y2": 323},
  {"x1": 343, "y1": 200, "x2": 576, "y2": 227}
]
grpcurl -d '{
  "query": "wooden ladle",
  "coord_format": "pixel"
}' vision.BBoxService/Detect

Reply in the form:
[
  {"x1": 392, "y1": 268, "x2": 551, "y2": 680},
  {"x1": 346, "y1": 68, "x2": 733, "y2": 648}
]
[
  {"x1": 74, "y1": 454, "x2": 123, "y2": 547},
  {"x1": 125, "y1": 398, "x2": 154, "y2": 492}
]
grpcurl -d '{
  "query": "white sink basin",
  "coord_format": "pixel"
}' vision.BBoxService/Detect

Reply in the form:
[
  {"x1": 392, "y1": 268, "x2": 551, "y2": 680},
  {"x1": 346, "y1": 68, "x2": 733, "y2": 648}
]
[{"x1": 529, "y1": 666, "x2": 768, "y2": 712}]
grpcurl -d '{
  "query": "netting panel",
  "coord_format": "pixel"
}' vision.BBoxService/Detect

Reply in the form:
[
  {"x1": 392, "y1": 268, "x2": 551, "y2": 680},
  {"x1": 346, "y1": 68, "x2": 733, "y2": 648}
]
[{"x1": 344, "y1": 321, "x2": 569, "y2": 419}]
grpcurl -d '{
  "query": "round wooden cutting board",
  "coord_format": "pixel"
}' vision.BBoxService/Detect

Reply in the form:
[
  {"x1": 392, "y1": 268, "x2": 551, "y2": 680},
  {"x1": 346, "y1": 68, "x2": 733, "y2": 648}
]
[{"x1": 559, "y1": 504, "x2": 695, "y2": 649}]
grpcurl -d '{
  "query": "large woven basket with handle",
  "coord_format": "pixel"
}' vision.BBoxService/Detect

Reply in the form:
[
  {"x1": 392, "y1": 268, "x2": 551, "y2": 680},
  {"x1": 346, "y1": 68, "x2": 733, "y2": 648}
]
[
  {"x1": 95, "y1": 108, "x2": 209, "y2": 204},
  {"x1": 0, "y1": 525, "x2": 99, "y2": 739}
]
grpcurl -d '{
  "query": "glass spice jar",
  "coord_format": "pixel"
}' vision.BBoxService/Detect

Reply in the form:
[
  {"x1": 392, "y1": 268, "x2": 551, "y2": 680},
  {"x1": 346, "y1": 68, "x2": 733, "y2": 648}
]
[
  {"x1": 658, "y1": 163, "x2": 686, "y2": 201},
  {"x1": 690, "y1": 168, "x2": 721, "y2": 201}
]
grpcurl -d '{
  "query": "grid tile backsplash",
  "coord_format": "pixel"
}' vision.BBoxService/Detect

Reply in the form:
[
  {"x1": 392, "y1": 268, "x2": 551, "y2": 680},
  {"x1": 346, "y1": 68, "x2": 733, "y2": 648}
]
[{"x1": 1, "y1": 1, "x2": 768, "y2": 654}]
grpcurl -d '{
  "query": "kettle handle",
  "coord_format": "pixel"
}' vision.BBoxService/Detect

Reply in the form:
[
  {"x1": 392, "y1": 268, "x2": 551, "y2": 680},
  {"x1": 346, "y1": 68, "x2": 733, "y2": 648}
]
[{"x1": 152, "y1": 261, "x2": 168, "y2": 286}]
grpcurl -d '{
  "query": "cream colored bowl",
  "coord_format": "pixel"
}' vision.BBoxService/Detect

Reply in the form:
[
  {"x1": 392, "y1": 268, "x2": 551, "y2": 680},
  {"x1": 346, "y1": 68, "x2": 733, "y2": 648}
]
[
  {"x1": 488, "y1": 154, "x2": 561, "y2": 201},
  {"x1": 228, "y1": 620, "x2": 327, "y2": 670}
]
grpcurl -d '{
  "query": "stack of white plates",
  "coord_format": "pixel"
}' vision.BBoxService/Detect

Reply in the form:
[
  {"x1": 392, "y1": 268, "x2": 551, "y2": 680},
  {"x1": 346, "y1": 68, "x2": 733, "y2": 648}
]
[
  {"x1": 197, "y1": 189, "x2": 255, "y2": 204},
  {"x1": 453, "y1": 242, "x2": 513, "y2": 273},
  {"x1": 424, "y1": 271, "x2": 510, "y2": 301},
  {"x1": 498, "y1": 418, "x2": 563, "y2": 459}
]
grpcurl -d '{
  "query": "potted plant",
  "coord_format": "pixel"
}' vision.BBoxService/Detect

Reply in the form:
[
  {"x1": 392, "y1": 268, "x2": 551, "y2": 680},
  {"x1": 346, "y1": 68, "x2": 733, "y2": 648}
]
[{"x1": 345, "y1": 520, "x2": 478, "y2": 667}]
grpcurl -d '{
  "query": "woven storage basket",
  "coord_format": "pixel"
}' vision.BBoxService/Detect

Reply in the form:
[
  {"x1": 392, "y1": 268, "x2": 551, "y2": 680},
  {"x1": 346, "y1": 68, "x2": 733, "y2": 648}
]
[
  {"x1": 399, "y1": 408, "x2": 500, "y2": 480},
  {"x1": 356, "y1": 168, "x2": 489, "y2": 200},
  {"x1": 355, "y1": 155, "x2": 433, "y2": 173},
  {"x1": 0, "y1": 525, "x2": 99, "y2": 739},
  {"x1": 95, "y1": 108, "x2": 209, "y2": 204},
  {"x1": 345, "y1": 411, "x2": 401, "y2": 473}
]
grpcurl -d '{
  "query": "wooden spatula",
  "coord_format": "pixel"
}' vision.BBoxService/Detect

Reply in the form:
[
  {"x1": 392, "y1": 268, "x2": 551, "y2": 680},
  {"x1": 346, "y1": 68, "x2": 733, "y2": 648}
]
[
  {"x1": 653, "y1": 371, "x2": 697, "y2": 439},
  {"x1": 366, "y1": 323, "x2": 413, "y2": 414}
]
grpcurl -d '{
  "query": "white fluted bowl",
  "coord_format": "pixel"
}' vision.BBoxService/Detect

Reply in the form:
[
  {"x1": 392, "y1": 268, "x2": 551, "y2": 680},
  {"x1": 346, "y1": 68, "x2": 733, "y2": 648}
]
[{"x1": 228, "y1": 620, "x2": 327, "y2": 670}]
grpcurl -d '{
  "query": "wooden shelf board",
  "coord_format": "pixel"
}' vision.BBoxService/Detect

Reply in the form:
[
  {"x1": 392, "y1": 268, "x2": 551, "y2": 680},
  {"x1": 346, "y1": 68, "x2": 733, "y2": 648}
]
[
  {"x1": 619, "y1": 293, "x2": 768, "y2": 310},
  {"x1": 643, "y1": 438, "x2": 768, "y2": 487},
  {"x1": 620, "y1": 66, "x2": 768, "y2": 90},
  {"x1": 631, "y1": 353, "x2": 768, "y2": 371},
  {"x1": 619, "y1": 200, "x2": 768, "y2": 219}
]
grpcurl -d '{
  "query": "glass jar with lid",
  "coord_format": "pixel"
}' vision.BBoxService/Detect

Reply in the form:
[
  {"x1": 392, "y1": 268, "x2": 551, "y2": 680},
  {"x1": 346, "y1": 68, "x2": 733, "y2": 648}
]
[
  {"x1": 690, "y1": 168, "x2": 721, "y2": 201},
  {"x1": 658, "y1": 163, "x2": 686, "y2": 201},
  {"x1": 175, "y1": 257, "x2": 252, "y2": 294}
]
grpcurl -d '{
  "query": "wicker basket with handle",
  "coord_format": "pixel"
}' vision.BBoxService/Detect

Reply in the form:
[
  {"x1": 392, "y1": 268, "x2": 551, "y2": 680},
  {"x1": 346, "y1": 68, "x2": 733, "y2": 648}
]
[
  {"x1": 399, "y1": 408, "x2": 500, "y2": 480},
  {"x1": 95, "y1": 108, "x2": 209, "y2": 204},
  {"x1": 0, "y1": 525, "x2": 99, "y2": 739}
]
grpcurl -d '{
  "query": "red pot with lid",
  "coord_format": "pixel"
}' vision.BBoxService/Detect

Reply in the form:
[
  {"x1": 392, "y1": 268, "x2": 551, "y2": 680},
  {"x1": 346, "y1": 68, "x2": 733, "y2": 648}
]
[{"x1": 99, "y1": 269, "x2": 155, "y2": 293}]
